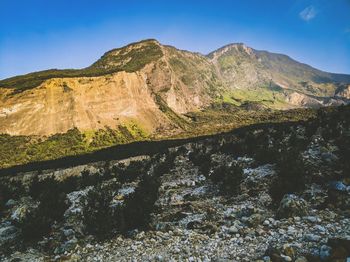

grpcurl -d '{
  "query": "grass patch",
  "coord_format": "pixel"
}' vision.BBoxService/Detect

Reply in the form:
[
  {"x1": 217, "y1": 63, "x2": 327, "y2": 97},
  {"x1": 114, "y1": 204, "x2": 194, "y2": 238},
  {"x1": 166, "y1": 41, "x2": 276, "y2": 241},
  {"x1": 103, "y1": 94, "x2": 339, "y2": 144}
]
[
  {"x1": 217, "y1": 87, "x2": 288, "y2": 109},
  {"x1": 181, "y1": 105, "x2": 317, "y2": 138},
  {"x1": 0, "y1": 122, "x2": 149, "y2": 169}
]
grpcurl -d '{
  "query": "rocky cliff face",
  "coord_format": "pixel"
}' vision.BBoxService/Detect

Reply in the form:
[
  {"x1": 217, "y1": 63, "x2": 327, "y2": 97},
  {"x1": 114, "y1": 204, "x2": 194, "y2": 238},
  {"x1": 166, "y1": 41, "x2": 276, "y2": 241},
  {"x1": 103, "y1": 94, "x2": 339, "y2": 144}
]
[
  {"x1": 0, "y1": 73, "x2": 169, "y2": 136},
  {"x1": 0, "y1": 40, "x2": 222, "y2": 136},
  {"x1": 0, "y1": 39, "x2": 349, "y2": 136},
  {"x1": 0, "y1": 105, "x2": 349, "y2": 261}
]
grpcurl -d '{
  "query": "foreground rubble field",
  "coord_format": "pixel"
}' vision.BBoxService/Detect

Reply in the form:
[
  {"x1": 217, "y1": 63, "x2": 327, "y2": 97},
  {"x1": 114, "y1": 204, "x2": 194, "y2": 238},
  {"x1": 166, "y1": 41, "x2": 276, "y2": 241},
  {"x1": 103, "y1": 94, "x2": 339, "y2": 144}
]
[{"x1": 0, "y1": 105, "x2": 349, "y2": 261}]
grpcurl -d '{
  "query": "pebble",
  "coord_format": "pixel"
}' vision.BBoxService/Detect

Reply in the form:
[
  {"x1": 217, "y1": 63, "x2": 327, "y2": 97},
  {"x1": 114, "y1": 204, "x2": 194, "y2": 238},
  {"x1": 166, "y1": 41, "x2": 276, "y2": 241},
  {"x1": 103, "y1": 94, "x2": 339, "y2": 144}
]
[
  {"x1": 228, "y1": 226, "x2": 239, "y2": 234},
  {"x1": 263, "y1": 220, "x2": 270, "y2": 226},
  {"x1": 304, "y1": 216, "x2": 318, "y2": 223},
  {"x1": 305, "y1": 233, "x2": 321, "y2": 242}
]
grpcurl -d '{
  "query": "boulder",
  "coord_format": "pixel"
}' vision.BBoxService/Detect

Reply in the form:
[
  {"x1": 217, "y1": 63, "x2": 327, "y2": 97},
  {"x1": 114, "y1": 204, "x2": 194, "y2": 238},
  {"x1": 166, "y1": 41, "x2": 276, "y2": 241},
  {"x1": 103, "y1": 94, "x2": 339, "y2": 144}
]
[
  {"x1": 10, "y1": 197, "x2": 39, "y2": 223},
  {"x1": 63, "y1": 186, "x2": 94, "y2": 238},
  {"x1": 276, "y1": 194, "x2": 308, "y2": 219},
  {"x1": 5, "y1": 199, "x2": 17, "y2": 208},
  {"x1": 246, "y1": 213, "x2": 264, "y2": 227}
]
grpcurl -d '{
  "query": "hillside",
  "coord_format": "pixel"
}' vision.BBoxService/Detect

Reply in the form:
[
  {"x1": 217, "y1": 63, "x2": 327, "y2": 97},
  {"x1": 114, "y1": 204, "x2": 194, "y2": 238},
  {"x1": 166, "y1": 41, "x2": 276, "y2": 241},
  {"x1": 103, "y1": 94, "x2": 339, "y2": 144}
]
[
  {"x1": 0, "y1": 105, "x2": 349, "y2": 261},
  {"x1": 0, "y1": 39, "x2": 350, "y2": 168},
  {"x1": 0, "y1": 40, "x2": 224, "y2": 136},
  {"x1": 208, "y1": 43, "x2": 350, "y2": 107}
]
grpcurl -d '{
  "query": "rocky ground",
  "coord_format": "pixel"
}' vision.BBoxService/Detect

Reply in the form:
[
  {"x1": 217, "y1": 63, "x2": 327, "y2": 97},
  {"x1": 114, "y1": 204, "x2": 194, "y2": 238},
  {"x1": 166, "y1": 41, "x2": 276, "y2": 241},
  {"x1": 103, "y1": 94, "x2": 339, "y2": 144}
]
[{"x1": 0, "y1": 106, "x2": 349, "y2": 261}]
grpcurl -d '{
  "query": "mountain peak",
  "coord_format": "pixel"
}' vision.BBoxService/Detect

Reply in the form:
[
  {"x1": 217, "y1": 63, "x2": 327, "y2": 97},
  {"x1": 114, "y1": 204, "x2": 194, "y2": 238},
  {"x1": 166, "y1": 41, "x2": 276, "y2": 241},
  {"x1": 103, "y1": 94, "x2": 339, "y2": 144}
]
[
  {"x1": 207, "y1": 42, "x2": 254, "y2": 58},
  {"x1": 228, "y1": 43, "x2": 254, "y2": 55},
  {"x1": 88, "y1": 39, "x2": 163, "y2": 72},
  {"x1": 227, "y1": 42, "x2": 247, "y2": 47},
  {"x1": 118, "y1": 38, "x2": 161, "y2": 49}
]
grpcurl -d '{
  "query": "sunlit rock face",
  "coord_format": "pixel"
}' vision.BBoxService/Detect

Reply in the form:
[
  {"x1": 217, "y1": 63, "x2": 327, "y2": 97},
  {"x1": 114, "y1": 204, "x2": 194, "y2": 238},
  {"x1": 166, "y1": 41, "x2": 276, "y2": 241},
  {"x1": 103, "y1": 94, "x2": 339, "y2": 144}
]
[{"x1": 1, "y1": 40, "x2": 349, "y2": 136}]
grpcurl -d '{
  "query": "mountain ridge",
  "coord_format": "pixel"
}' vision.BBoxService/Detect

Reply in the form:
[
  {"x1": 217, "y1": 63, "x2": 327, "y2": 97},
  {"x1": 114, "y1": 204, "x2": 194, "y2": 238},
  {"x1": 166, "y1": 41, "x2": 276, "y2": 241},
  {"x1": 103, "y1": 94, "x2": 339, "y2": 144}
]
[
  {"x1": 208, "y1": 42, "x2": 350, "y2": 81},
  {"x1": 2, "y1": 39, "x2": 349, "y2": 89},
  {"x1": 0, "y1": 39, "x2": 349, "y2": 137}
]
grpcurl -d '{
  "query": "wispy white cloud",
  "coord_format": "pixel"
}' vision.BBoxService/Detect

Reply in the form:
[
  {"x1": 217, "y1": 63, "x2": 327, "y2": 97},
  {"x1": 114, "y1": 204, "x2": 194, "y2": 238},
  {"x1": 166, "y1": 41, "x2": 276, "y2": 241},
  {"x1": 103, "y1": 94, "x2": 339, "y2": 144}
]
[{"x1": 299, "y1": 6, "x2": 317, "y2": 21}]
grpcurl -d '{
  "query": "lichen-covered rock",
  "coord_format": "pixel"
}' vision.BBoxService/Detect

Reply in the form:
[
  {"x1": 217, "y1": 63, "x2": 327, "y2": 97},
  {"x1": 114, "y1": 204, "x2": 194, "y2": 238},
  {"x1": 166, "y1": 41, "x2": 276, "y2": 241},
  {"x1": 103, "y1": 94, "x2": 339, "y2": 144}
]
[
  {"x1": 5, "y1": 199, "x2": 17, "y2": 208},
  {"x1": 10, "y1": 197, "x2": 39, "y2": 223},
  {"x1": 276, "y1": 194, "x2": 309, "y2": 219},
  {"x1": 63, "y1": 186, "x2": 94, "y2": 237}
]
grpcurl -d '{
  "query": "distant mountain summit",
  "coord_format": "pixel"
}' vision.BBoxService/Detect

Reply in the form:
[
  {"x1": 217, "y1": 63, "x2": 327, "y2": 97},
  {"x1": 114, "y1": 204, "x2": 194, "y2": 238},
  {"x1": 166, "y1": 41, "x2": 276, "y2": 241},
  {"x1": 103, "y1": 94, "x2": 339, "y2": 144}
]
[
  {"x1": 0, "y1": 39, "x2": 349, "y2": 136},
  {"x1": 208, "y1": 42, "x2": 350, "y2": 102}
]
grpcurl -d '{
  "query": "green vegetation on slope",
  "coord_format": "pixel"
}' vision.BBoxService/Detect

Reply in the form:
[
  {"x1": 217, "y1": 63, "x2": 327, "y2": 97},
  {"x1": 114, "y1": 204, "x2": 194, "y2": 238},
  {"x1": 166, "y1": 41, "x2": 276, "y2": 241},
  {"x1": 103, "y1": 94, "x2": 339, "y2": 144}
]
[
  {"x1": 0, "y1": 123, "x2": 148, "y2": 169},
  {"x1": 166, "y1": 46, "x2": 224, "y2": 97},
  {"x1": 91, "y1": 40, "x2": 163, "y2": 73},
  {"x1": 0, "y1": 40, "x2": 163, "y2": 92},
  {"x1": 0, "y1": 105, "x2": 318, "y2": 169},
  {"x1": 217, "y1": 87, "x2": 287, "y2": 109},
  {"x1": 182, "y1": 104, "x2": 317, "y2": 137},
  {"x1": 88, "y1": 123, "x2": 148, "y2": 148},
  {"x1": 212, "y1": 44, "x2": 349, "y2": 97}
]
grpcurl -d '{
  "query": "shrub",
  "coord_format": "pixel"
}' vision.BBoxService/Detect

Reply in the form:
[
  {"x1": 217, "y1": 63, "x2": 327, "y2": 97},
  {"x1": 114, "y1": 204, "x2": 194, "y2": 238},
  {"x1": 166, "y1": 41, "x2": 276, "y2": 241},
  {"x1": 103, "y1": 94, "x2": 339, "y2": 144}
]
[
  {"x1": 189, "y1": 149, "x2": 211, "y2": 175},
  {"x1": 123, "y1": 173, "x2": 160, "y2": 231},
  {"x1": 82, "y1": 183, "x2": 118, "y2": 238},
  {"x1": 210, "y1": 163, "x2": 243, "y2": 195},
  {"x1": 113, "y1": 160, "x2": 148, "y2": 183},
  {"x1": 269, "y1": 149, "x2": 305, "y2": 203},
  {"x1": 21, "y1": 176, "x2": 68, "y2": 241}
]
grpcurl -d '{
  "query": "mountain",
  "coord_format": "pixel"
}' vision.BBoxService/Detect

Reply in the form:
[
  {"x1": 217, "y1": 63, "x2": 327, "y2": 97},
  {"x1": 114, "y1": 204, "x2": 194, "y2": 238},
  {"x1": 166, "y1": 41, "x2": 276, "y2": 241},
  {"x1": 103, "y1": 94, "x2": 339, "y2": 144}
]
[
  {"x1": 0, "y1": 39, "x2": 349, "y2": 138},
  {"x1": 208, "y1": 43, "x2": 350, "y2": 107},
  {"x1": 0, "y1": 40, "x2": 222, "y2": 136}
]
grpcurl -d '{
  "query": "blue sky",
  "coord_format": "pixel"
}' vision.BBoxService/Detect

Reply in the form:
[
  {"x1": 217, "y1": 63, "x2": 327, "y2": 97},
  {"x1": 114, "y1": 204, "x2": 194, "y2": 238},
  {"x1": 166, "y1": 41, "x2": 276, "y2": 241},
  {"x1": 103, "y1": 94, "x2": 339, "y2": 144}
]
[{"x1": 0, "y1": 0, "x2": 349, "y2": 79}]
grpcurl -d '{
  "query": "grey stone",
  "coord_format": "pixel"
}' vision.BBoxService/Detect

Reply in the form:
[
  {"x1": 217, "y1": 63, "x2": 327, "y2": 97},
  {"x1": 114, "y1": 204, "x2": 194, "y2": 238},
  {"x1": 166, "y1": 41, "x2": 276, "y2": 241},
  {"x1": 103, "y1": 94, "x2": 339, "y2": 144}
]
[
  {"x1": 10, "y1": 197, "x2": 39, "y2": 223},
  {"x1": 328, "y1": 181, "x2": 348, "y2": 192},
  {"x1": 263, "y1": 220, "x2": 270, "y2": 226},
  {"x1": 276, "y1": 194, "x2": 308, "y2": 219},
  {"x1": 319, "y1": 245, "x2": 331, "y2": 261},
  {"x1": 304, "y1": 216, "x2": 318, "y2": 223},
  {"x1": 228, "y1": 226, "x2": 239, "y2": 234},
  {"x1": 5, "y1": 199, "x2": 17, "y2": 208},
  {"x1": 280, "y1": 254, "x2": 292, "y2": 262},
  {"x1": 305, "y1": 233, "x2": 321, "y2": 242}
]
